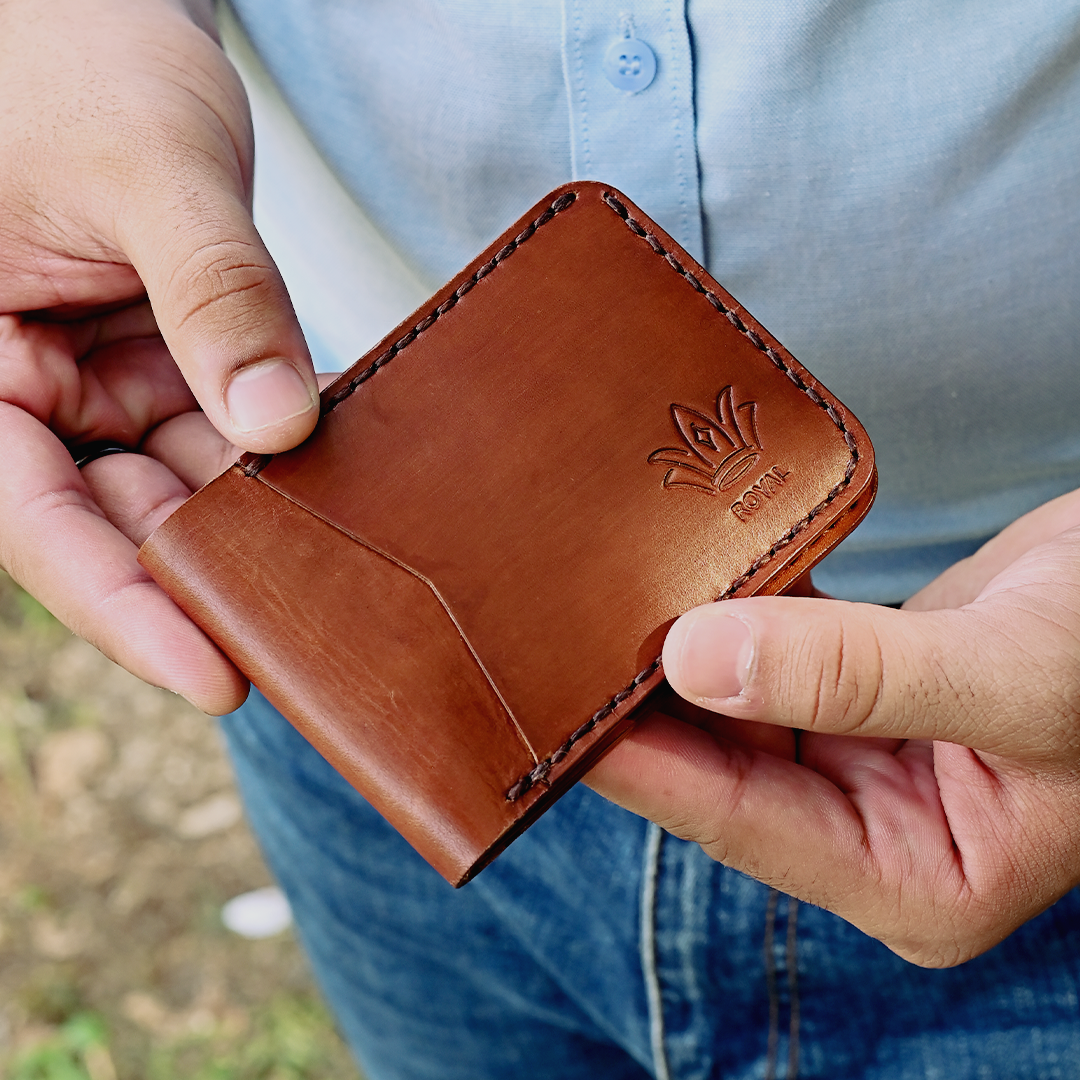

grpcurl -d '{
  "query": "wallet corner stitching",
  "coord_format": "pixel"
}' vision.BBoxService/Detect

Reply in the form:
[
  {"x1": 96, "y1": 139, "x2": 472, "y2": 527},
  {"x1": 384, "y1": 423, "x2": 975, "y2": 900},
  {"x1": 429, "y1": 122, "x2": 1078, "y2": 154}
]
[
  {"x1": 599, "y1": 190, "x2": 859, "y2": 466},
  {"x1": 316, "y1": 190, "x2": 579, "y2": 421},
  {"x1": 235, "y1": 191, "x2": 578, "y2": 478},
  {"x1": 601, "y1": 189, "x2": 862, "y2": 586}
]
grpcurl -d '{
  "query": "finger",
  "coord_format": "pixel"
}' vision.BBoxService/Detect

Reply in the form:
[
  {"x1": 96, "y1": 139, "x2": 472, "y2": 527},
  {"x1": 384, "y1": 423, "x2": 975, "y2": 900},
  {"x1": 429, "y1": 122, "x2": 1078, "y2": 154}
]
[
  {"x1": 73, "y1": 332, "x2": 200, "y2": 440},
  {"x1": 0, "y1": 404, "x2": 247, "y2": 713},
  {"x1": 591, "y1": 712, "x2": 954, "y2": 907},
  {"x1": 585, "y1": 714, "x2": 962, "y2": 940},
  {"x1": 118, "y1": 160, "x2": 319, "y2": 455},
  {"x1": 906, "y1": 486, "x2": 1080, "y2": 611},
  {"x1": 74, "y1": 1, "x2": 322, "y2": 455},
  {"x1": 141, "y1": 372, "x2": 342, "y2": 490},
  {"x1": 585, "y1": 713, "x2": 871, "y2": 884},
  {"x1": 648, "y1": 684, "x2": 798, "y2": 759},
  {"x1": 797, "y1": 730, "x2": 920, "y2": 789},
  {"x1": 0, "y1": 312, "x2": 197, "y2": 444},
  {"x1": 660, "y1": 590, "x2": 1080, "y2": 754},
  {"x1": 89, "y1": 298, "x2": 160, "y2": 345},
  {"x1": 30, "y1": 298, "x2": 159, "y2": 342},
  {"x1": 142, "y1": 411, "x2": 239, "y2": 491},
  {"x1": 79, "y1": 451, "x2": 192, "y2": 546}
]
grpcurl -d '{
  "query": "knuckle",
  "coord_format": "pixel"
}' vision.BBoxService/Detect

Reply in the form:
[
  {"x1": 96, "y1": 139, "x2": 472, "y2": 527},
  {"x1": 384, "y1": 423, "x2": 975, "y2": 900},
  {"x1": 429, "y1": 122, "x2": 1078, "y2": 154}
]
[
  {"x1": 890, "y1": 915, "x2": 999, "y2": 969},
  {"x1": 662, "y1": 747, "x2": 757, "y2": 859},
  {"x1": 163, "y1": 236, "x2": 279, "y2": 335},
  {"x1": 883, "y1": 866, "x2": 1013, "y2": 968},
  {"x1": 891, "y1": 937, "x2": 968, "y2": 969},
  {"x1": 955, "y1": 597, "x2": 1080, "y2": 757},
  {"x1": 793, "y1": 611, "x2": 886, "y2": 735},
  {"x1": 1013, "y1": 608, "x2": 1080, "y2": 758}
]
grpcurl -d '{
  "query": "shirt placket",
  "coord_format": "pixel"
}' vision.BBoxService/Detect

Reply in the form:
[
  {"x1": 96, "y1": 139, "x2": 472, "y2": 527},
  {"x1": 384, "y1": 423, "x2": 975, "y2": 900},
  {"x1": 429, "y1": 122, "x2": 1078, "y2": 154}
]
[{"x1": 561, "y1": 0, "x2": 705, "y2": 262}]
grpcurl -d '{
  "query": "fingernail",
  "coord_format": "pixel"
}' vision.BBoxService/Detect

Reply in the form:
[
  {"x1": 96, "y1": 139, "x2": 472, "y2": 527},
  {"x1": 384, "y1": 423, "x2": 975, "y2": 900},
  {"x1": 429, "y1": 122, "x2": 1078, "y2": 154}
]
[
  {"x1": 225, "y1": 361, "x2": 316, "y2": 433},
  {"x1": 669, "y1": 611, "x2": 753, "y2": 701}
]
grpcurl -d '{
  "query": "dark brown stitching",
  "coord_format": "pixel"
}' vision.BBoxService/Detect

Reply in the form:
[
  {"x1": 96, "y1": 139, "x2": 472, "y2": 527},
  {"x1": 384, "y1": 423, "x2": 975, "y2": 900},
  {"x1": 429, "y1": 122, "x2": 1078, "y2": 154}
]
[
  {"x1": 238, "y1": 191, "x2": 579, "y2": 480},
  {"x1": 315, "y1": 195, "x2": 577, "y2": 417},
  {"x1": 600, "y1": 189, "x2": 858, "y2": 490},
  {"x1": 237, "y1": 452, "x2": 271, "y2": 476},
  {"x1": 320, "y1": 194, "x2": 576, "y2": 414},
  {"x1": 505, "y1": 190, "x2": 861, "y2": 802},
  {"x1": 504, "y1": 656, "x2": 662, "y2": 801}
]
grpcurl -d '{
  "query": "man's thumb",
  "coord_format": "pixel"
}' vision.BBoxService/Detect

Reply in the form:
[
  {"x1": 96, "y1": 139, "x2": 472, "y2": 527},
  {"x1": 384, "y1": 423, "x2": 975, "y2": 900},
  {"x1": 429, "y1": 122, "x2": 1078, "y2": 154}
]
[{"x1": 125, "y1": 185, "x2": 319, "y2": 455}]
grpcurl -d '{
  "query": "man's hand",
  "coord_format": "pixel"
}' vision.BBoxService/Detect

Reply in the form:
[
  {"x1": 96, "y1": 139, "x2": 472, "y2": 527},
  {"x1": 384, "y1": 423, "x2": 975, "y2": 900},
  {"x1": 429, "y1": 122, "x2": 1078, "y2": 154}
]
[
  {"x1": 587, "y1": 488, "x2": 1080, "y2": 967},
  {"x1": 0, "y1": 0, "x2": 320, "y2": 711}
]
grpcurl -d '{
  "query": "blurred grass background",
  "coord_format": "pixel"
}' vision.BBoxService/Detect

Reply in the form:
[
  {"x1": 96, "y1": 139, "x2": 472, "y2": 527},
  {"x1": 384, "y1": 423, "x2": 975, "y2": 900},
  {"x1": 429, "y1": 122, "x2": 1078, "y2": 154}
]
[{"x1": 0, "y1": 572, "x2": 359, "y2": 1079}]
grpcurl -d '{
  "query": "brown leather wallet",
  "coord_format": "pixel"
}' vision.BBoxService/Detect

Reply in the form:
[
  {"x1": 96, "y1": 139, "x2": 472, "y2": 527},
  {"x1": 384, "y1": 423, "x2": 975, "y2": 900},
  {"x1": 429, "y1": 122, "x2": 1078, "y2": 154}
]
[{"x1": 139, "y1": 183, "x2": 876, "y2": 886}]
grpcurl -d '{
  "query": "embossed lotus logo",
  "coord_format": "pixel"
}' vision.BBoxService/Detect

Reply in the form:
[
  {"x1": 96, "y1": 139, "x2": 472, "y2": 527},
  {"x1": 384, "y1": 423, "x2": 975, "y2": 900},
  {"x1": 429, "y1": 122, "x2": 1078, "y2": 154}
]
[{"x1": 649, "y1": 386, "x2": 761, "y2": 494}]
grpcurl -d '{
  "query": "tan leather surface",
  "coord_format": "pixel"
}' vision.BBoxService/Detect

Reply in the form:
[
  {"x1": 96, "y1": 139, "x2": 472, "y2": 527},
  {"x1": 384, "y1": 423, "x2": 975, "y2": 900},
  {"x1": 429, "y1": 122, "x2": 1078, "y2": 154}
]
[
  {"x1": 140, "y1": 182, "x2": 877, "y2": 886},
  {"x1": 139, "y1": 475, "x2": 533, "y2": 882}
]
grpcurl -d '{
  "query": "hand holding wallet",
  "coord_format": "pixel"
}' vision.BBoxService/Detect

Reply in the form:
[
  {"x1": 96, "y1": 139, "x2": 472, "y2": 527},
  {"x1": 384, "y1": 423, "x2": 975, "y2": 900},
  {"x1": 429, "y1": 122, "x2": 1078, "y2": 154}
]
[{"x1": 139, "y1": 183, "x2": 876, "y2": 885}]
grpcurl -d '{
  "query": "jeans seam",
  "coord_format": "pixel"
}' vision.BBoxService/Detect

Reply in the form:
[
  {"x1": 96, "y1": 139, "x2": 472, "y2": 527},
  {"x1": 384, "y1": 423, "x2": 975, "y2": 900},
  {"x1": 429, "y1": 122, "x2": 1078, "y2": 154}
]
[
  {"x1": 786, "y1": 898, "x2": 801, "y2": 1079},
  {"x1": 764, "y1": 889, "x2": 781, "y2": 1080},
  {"x1": 641, "y1": 822, "x2": 671, "y2": 1080},
  {"x1": 764, "y1": 890, "x2": 801, "y2": 1080}
]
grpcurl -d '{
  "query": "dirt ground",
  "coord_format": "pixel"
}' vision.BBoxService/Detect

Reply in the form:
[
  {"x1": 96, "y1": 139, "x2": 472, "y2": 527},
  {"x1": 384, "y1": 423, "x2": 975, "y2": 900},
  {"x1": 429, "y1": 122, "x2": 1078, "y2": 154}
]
[{"x1": 0, "y1": 572, "x2": 360, "y2": 1079}]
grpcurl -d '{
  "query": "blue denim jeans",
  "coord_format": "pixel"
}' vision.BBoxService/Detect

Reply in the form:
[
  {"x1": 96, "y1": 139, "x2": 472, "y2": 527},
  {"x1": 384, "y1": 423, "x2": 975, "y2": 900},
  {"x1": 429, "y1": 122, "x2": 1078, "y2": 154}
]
[{"x1": 221, "y1": 690, "x2": 1080, "y2": 1080}]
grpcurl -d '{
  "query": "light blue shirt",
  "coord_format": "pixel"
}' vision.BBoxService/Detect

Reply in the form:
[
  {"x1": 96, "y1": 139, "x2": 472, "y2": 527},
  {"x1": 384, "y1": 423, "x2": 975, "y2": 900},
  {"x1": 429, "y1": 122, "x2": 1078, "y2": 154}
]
[{"x1": 229, "y1": 0, "x2": 1080, "y2": 603}]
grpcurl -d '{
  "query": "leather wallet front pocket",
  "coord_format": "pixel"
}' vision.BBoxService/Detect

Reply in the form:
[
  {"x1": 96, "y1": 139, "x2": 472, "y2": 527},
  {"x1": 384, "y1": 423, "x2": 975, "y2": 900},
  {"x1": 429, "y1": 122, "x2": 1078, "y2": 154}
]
[{"x1": 140, "y1": 183, "x2": 877, "y2": 885}]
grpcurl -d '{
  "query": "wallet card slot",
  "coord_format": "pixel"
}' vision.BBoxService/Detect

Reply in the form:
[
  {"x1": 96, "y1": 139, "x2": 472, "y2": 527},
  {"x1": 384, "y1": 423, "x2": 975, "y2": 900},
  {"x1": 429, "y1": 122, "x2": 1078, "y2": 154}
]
[
  {"x1": 251, "y1": 473, "x2": 540, "y2": 768},
  {"x1": 255, "y1": 472, "x2": 664, "y2": 806}
]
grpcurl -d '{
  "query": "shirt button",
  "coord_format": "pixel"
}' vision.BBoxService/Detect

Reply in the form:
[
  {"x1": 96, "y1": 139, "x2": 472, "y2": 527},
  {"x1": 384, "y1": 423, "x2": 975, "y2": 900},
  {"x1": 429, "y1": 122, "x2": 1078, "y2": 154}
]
[{"x1": 603, "y1": 36, "x2": 657, "y2": 93}]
